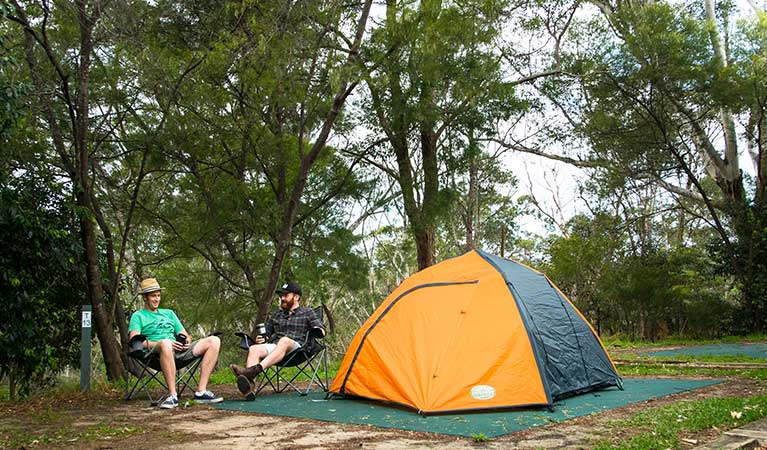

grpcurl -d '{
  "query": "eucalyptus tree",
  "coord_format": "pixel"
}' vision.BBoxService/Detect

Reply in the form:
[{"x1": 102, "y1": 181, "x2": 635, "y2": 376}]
[
  {"x1": 354, "y1": 0, "x2": 577, "y2": 270},
  {"x1": 121, "y1": 0, "x2": 374, "y2": 333},
  {"x1": 498, "y1": 0, "x2": 767, "y2": 330},
  {"x1": 0, "y1": 0, "x2": 159, "y2": 379},
  {"x1": 583, "y1": 1, "x2": 767, "y2": 330},
  {"x1": 0, "y1": 40, "x2": 83, "y2": 396},
  {"x1": 440, "y1": 140, "x2": 522, "y2": 256}
]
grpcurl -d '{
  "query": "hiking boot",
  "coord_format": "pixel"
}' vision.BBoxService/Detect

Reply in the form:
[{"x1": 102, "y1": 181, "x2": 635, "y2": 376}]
[
  {"x1": 241, "y1": 364, "x2": 263, "y2": 381},
  {"x1": 236, "y1": 375, "x2": 255, "y2": 397},
  {"x1": 194, "y1": 390, "x2": 223, "y2": 403},
  {"x1": 230, "y1": 364, "x2": 244, "y2": 377},
  {"x1": 231, "y1": 363, "x2": 263, "y2": 381},
  {"x1": 159, "y1": 395, "x2": 179, "y2": 409}
]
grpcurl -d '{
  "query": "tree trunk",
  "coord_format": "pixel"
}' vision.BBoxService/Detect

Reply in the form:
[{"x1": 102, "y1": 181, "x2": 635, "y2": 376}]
[
  {"x1": 8, "y1": 365, "x2": 16, "y2": 401},
  {"x1": 79, "y1": 194, "x2": 125, "y2": 380},
  {"x1": 464, "y1": 137, "x2": 479, "y2": 252},
  {"x1": 74, "y1": 0, "x2": 124, "y2": 381},
  {"x1": 254, "y1": 239, "x2": 291, "y2": 331},
  {"x1": 249, "y1": 0, "x2": 374, "y2": 332},
  {"x1": 13, "y1": 0, "x2": 126, "y2": 380}
]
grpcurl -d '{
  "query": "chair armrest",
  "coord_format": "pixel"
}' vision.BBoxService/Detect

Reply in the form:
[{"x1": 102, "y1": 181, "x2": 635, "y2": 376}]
[
  {"x1": 308, "y1": 327, "x2": 325, "y2": 339},
  {"x1": 208, "y1": 331, "x2": 223, "y2": 337},
  {"x1": 234, "y1": 332, "x2": 256, "y2": 350},
  {"x1": 127, "y1": 334, "x2": 147, "y2": 357}
]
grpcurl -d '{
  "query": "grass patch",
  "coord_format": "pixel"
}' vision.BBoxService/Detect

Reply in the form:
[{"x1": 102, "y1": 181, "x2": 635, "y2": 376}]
[
  {"x1": 618, "y1": 353, "x2": 767, "y2": 363},
  {"x1": 208, "y1": 360, "x2": 341, "y2": 386},
  {"x1": 471, "y1": 432, "x2": 488, "y2": 442},
  {"x1": 591, "y1": 393, "x2": 767, "y2": 449},
  {"x1": 603, "y1": 334, "x2": 767, "y2": 349},
  {"x1": 617, "y1": 363, "x2": 767, "y2": 381},
  {"x1": 0, "y1": 419, "x2": 141, "y2": 449}
]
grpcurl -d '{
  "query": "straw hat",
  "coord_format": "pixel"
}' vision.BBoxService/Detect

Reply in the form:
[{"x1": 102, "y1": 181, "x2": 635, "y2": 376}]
[{"x1": 138, "y1": 278, "x2": 162, "y2": 295}]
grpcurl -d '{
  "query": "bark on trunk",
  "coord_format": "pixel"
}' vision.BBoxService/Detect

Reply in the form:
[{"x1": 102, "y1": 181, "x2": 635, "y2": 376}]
[
  {"x1": 74, "y1": 0, "x2": 124, "y2": 381},
  {"x1": 80, "y1": 200, "x2": 125, "y2": 380}
]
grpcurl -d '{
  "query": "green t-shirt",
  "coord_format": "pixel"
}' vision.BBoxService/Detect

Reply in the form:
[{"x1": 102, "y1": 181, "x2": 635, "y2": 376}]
[{"x1": 128, "y1": 308, "x2": 184, "y2": 341}]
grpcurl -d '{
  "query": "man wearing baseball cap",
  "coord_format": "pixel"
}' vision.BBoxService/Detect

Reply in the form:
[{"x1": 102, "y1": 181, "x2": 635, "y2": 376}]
[
  {"x1": 128, "y1": 278, "x2": 224, "y2": 408},
  {"x1": 230, "y1": 281, "x2": 325, "y2": 399}
]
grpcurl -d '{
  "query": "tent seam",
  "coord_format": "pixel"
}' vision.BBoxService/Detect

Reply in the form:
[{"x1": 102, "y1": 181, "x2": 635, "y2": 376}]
[{"x1": 337, "y1": 280, "x2": 480, "y2": 395}]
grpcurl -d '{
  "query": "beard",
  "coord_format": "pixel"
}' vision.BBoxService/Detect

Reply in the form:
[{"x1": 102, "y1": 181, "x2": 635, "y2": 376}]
[{"x1": 280, "y1": 297, "x2": 296, "y2": 311}]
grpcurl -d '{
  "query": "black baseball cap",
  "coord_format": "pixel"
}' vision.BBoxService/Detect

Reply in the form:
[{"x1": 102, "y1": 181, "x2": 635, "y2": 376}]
[{"x1": 275, "y1": 281, "x2": 302, "y2": 296}]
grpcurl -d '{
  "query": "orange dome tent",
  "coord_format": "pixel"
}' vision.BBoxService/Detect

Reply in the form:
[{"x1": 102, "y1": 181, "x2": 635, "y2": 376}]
[{"x1": 329, "y1": 249, "x2": 622, "y2": 415}]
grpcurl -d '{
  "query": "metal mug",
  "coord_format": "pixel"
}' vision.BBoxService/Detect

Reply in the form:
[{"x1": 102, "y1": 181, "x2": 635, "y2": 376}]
[{"x1": 256, "y1": 323, "x2": 266, "y2": 336}]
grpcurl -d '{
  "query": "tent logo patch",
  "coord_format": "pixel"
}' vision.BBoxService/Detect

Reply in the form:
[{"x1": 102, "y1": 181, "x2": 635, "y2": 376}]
[{"x1": 470, "y1": 385, "x2": 496, "y2": 400}]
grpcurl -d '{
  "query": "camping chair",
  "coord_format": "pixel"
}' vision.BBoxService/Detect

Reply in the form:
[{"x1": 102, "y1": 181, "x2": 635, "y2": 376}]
[
  {"x1": 235, "y1": 306, "x2": 329, "y2": 396},
  {"x1": 124, "y1": 332, "x2": 220, "y2": 404}
]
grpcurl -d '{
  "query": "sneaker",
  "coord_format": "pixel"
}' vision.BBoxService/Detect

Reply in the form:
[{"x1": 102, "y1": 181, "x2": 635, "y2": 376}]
[
  {"x1": 159, "y1": 395, "x2": 179, "y2": 409},
  {"x1": 194, "y1": 390, "x2": 223, "y2": 403},
  {"x1": 237, "y1": 375, "x2": 255, "y2": 397}
]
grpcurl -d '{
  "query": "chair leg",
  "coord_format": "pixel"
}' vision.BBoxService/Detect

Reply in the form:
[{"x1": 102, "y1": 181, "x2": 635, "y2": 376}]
[
  {"x1": 175, "y1": 358, "x2": 202, "y2": 397},
  {"x1": 255, "y1": 367, "x2": 281, "y2": 395},
  {"x1": 125, "y1": 365, "x2": 167, "y2": 404},
  {"x1": 253, "y1": 348, "x2": 329, "y2": 396},
  {"x1": 301, "y1": 350, "x2": 328, "y2": 395},
  {"x1": 322, "y1": 347, "x2": 329, "y2": 390}
]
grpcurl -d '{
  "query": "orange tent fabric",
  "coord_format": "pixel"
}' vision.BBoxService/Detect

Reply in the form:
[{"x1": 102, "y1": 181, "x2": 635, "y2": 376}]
[{"x1": 329, "y1": 250, "x2": 621, "y2": 414}]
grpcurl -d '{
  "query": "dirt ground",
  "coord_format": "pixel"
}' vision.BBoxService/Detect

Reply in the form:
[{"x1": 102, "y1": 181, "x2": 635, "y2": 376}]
[
  {"x1": 2, "y1": 347, "x2": 766, "y2": 450},
  {"x1": 2, "y1": 378, "x2": 764, "y2": 450}
]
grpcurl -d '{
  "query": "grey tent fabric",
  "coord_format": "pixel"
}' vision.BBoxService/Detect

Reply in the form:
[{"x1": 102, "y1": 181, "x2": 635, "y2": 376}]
[{"x1": 478, "y1": 249, "x2": 621, "y2": 400}]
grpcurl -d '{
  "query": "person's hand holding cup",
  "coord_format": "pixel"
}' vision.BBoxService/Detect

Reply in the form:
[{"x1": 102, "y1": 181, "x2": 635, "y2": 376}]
[
  {"x1": 173, "y1": 333, "x2": 189, "y2": 352},
  {"x1": 255, "y1": 323, "x2": 267, "y2": 344}
]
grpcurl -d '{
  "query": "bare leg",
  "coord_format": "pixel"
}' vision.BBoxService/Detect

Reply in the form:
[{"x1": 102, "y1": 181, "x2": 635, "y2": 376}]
[
  {"x1": 192, "y1": 335, "x2": 221, "y2": 392},
  {"x1": 246, "y1": 344, "x2": 268, "y2": 368},
  {"x1": 258, "y1": 337, "x2": 296, "y2": 370},
  {"x1": 156, "y1": 339, "x2": 177, "y2": 397}
]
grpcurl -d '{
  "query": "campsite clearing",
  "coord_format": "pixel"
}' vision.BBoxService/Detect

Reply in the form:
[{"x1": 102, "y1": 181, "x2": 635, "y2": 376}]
[{"x1": 1, "y1": 373, "x2": 766, "y2": 449}]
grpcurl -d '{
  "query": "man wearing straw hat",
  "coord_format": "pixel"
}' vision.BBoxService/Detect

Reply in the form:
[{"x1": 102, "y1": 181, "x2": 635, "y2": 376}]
[{"x1": 129, "y1": 278, "x2": 224, "y2": 409}]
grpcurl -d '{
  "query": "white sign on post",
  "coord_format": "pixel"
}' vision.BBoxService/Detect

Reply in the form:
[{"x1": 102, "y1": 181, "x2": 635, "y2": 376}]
[{"x1": 82, "y1": 310, "x2": 92, "y2": 328}]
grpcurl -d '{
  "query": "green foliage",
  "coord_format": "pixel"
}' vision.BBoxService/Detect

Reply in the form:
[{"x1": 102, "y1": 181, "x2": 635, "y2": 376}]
[
  {"x1": 0, "y1": 34, "x2": 27, "y2": 143},
  {"x1": 0, "y1": 171, "x2": 83, "y2": 397},
  {"x1": 0, "y1": 416, "x2": 141, "y2": 448},
  {"x1": 592, "y1": 394, "x2": 767, "y2": 449},
  {"x1": 557, "y1": 1, "x2": 767, "y2": 332},
  {"x1": 471, "y1": 432, "x2": 488, "y2": 442},
  {"x1": 617, "y1": 363, "x2": 767, "y2": 381},
  {"x1": 546, "y1": 212, "x2": 736, "y2": 339}
]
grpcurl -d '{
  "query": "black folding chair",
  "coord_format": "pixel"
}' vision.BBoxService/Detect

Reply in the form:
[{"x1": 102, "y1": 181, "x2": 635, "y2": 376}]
[
  {"x1": 124, "y1": 334, "x2": 207, "y2": 404},
  {"x1": 235, "y1": 306, "x2": 329, "y2": 396}
]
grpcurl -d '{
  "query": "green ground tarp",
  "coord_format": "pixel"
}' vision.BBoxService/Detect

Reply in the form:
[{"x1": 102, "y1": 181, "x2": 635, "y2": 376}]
[
  {"x1": 645, "y1": 343, "x2": 767, "y2": 358},
  {"x1": 212, "y1": 378, "x2": 720, "y2": 437}
]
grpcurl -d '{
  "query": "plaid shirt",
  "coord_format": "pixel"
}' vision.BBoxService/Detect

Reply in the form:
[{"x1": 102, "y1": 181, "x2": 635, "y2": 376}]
[{"x1": 265, "y1": 306, "x2": 323, "y2": 345}]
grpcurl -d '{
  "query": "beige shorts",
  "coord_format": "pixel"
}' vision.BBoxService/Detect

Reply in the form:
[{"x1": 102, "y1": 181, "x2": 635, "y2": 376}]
[
  {"x1": 262, "y1": 339, "x2": 301, "y2": 356},
  {"x1": 144, "y1": 339, "x2": 199, "y2": 366}
]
